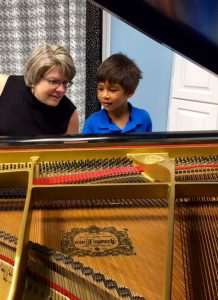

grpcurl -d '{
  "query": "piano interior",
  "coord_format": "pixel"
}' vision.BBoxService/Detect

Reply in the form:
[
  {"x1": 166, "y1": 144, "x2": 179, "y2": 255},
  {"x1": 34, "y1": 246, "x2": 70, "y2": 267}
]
[
  {"x1": 0, "y1": 141, "x2": 217, "y2": 300},
  {"x1": 0, "y1": 0, "x2": 218, "y2": 299}
]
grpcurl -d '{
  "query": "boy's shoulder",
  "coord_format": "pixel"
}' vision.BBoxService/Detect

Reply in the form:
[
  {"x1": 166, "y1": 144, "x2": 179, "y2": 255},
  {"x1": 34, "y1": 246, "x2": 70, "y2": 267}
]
[
  {"x1": 87, "y1": 109, "x2": 108, "y2": 121},
  {"x1": 129, "y1": 104, "x2": 152, "y2": 132},
  {"x1": 130, "y1": 104, "x2": 150, "y2": 117},
  {"x1": 82, "y1": 109, "x2": 110, "y2": 134}
]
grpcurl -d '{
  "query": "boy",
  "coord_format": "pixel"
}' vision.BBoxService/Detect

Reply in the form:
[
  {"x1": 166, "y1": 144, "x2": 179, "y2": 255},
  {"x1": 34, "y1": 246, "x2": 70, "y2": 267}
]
[{"x1": 82, "y1": 53, "x2": 152, "y2": 134}]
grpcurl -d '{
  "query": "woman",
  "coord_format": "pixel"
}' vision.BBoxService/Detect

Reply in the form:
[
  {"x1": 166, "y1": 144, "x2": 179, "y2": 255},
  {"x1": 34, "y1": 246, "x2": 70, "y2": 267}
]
[{"x1": 0, "y1": 44, "x2": 79, "y2": 136}]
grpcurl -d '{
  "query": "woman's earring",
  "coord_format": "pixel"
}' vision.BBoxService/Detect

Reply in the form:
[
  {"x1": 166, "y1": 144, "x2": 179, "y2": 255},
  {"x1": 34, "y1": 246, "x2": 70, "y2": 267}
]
[{"x1": 31, "y1": 84, "x2": 35, "y2": 94}]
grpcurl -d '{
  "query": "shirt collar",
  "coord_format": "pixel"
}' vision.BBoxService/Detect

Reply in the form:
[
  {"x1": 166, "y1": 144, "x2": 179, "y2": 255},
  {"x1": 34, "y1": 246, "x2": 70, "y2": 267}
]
[{"x1": 97, "y1": 103, "x2": 140, "y2": 133}]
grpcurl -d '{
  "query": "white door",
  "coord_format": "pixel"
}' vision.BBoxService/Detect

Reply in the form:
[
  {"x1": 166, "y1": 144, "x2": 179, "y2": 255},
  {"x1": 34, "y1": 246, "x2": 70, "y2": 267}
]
[{"x1": 167, "y1": 54, "x2": 218, "y2": 131}]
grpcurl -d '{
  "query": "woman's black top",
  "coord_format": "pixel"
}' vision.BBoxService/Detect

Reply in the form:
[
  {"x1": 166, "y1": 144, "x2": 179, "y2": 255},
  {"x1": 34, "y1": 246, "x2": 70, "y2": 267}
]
[{"x1": 0, "y1": 75, "x2": 76, "y2": 136}]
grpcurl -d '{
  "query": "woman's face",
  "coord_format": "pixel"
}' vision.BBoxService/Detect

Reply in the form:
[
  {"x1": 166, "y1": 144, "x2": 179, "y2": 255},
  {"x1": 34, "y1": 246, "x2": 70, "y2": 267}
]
[{"x1": 33, "y1": 68, "x2": 70, "y2": 106}]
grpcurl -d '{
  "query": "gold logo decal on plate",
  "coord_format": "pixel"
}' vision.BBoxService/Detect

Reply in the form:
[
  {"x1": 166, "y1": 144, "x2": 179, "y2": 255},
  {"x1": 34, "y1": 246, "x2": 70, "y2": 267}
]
[{"x1": 61, "y1": 225, "x2": 135, "y2": 257}]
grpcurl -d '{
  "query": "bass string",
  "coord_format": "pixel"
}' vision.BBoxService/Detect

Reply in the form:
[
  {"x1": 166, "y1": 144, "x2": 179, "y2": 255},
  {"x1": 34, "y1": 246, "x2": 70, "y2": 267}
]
[{"x1": 175, "y1": 196, "x2": 217, "y2": 299}]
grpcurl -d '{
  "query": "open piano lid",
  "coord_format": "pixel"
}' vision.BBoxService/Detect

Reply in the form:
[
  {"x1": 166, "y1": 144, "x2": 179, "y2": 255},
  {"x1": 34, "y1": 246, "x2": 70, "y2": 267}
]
[{"x1": 89, "y1": 0, "x2": 218, "y2": 75}]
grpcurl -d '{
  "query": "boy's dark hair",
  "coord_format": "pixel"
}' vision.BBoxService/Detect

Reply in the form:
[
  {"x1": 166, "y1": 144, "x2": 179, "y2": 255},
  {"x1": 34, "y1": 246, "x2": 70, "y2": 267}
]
[{"x1": 97, "y1": 53, "x2": 142, "y2": 93}]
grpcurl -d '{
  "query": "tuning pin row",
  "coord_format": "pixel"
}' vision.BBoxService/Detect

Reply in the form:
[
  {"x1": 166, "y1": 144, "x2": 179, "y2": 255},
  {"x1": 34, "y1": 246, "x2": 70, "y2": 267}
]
[
  {"x1": 0, "y1": 162, "x2": 32, "y2": 171},
  {"x1": 38, "y1": 157, "x2": 133, "y2": 177}
]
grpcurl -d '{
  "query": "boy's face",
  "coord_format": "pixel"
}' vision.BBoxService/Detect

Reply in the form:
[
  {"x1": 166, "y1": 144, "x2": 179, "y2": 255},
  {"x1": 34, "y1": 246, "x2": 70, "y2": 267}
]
[{"x1": 97, "y1": 81, "x2": 134, "y2": 113}]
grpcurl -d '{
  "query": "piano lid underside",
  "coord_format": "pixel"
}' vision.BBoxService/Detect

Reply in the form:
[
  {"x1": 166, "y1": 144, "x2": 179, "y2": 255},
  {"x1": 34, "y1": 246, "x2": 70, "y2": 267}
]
[{"x1": 89, "y1": 0, "x2": 218, "y2": 75}]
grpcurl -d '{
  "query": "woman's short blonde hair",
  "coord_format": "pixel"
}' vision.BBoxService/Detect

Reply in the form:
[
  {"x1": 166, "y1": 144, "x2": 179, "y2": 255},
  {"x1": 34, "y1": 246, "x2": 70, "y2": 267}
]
[{"x1": 24, "y1": 44, "x2": 76, "y2": 87}]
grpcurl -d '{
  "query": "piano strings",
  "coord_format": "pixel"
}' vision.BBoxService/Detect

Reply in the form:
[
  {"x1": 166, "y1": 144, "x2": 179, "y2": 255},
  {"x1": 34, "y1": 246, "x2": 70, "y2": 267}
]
[
  {"x1": 173, "y1": 196, "x2": 218, "y2": 300},
  {"x1": 28, "y1": 196, "x2": 168, "y2": 300},
  {"x1": 34, "y1": 157, "x2": 149, "y2": 184},
  {"x1": 0, "y1": 186, "x2": 168, "y2": 299},
  {"x1": 0, "y1": 188, "x2": 26, "y2": 298},
  {"x1": 175, "y1": 155, "x2": 218, "y2": 182}
]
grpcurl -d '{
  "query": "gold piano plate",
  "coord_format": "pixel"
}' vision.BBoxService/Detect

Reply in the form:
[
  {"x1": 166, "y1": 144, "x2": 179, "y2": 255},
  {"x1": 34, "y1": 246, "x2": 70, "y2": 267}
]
[{"x1": 0, "y1": 142, "x2": 217, "y2": 300}]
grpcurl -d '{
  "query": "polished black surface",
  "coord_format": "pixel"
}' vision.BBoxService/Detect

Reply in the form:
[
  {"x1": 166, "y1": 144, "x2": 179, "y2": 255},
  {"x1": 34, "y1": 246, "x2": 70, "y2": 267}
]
[
  {"x1": 90, "y1": 0, "x2": 218, "y2": 75},
  {"x1": 0, "y1": 131, "x2": 218, "y2": 148}
]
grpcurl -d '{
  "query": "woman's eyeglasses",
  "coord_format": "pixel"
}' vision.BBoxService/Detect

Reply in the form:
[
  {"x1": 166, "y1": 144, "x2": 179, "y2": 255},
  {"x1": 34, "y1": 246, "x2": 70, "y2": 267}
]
[{"x1": 43, "y1": 77, "x2": 73, "y2": 89}]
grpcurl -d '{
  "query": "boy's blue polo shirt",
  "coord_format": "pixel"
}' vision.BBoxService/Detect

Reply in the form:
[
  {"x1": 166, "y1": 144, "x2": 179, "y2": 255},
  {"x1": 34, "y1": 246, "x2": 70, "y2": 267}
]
[{"x1": 82, "y1": 103, "x2": 152, "y2": 134}]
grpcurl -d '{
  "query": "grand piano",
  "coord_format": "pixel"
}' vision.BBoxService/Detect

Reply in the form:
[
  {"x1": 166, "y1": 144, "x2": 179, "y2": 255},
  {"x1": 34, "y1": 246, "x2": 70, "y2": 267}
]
[{"x1": 0, "y1": 1, "x2": 217, "y2": 300}]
